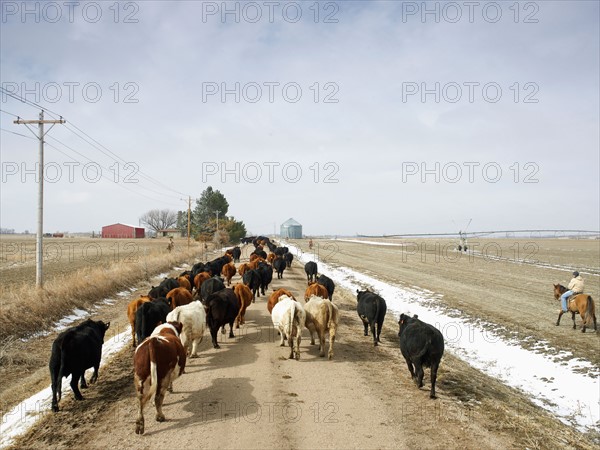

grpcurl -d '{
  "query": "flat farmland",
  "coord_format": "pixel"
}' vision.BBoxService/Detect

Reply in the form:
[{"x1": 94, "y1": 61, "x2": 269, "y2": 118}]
[
  {"x1": 301, "y1": 238, "x2": 600, "y2": 366},
  {"x1": 0, "y1": 236, "x2": 212, "y2": 292}
]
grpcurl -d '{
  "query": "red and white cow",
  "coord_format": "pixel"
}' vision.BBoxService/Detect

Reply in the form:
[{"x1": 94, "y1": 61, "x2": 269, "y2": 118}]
[
  {"x1": 271, "y1": 296, "x2": 306, "y2": 360},
  {"x1": 304, "y1": 295, "x2": 340, "y2": 360},
  {"x1": 133, "y1": 322, "x2": 186, "y2": 434}
]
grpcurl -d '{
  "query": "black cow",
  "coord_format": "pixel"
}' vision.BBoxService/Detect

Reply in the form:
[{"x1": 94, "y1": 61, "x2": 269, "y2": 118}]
[
  {"x1": 273, "y1": 257, "x2": 286, "y2": 279},
  {"x1": 243, "y1": 269, "x2": 261, "y2": 301},
  {"x1": 283, "y1": 252, "x2": 293, "y2": 268},
  {"x1": 204, "y1": 288, "x2": 240, "y2": 348},
  {"x1": 135, "y1": 298, "x2": 171, "y2": 344},
  {"x1": 304, "y1": 261, "x2": 318, "y2": 284},
  {"x1": 317, "y1": 274, "x2": 335, "y2": 301},
  {"x1": 191, "y1": 261, "x2": 206, "y2": 280},
  {"x1": 251, "y1": 249, "x2": 267, "y2": 260},
  {"x1": 160, "y1": 277, "x2": 179, "y2": 292},
  {"x1": 148, "y1": 284, "x2": 168, "y2": 299},
  {"x1": 232, "y1": 246, "x2": 242, "y2": 263},
  {"x1": 274, "y1": 246, "x2": 288, "y2": 256},
  {"x1": 257, "y1": 262, "x2": 273, "y2": 295},
  {"x1": 49, "y1": 319, "x2": 110, "y2": 412},
  {"x1": 398, "y1": 314, "x2": 444, "y2": 399},
  {"x1": 241, "y1": 236, "x2": 255, "y2": 244},
  {"x1": 200, "y1": 276, "x2": 226, "y2": 301},
  {"x1": 206, "y1": 256, "x2": 230, "y2": 276},
  {"x1": 267, "y1": 241, "x2": 277, "y2": 253},
  {"x1": 148, "y1": 277, "x2": 179, "y2": 299},
  {"x1": 356, "y1": 289, "x2": 387, "y2": 346}
]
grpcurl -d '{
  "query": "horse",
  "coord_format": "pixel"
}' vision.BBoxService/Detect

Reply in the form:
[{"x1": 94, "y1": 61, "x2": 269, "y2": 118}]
[{"x1": 553, "y1": 284, "x2": 597, "y2": 333}]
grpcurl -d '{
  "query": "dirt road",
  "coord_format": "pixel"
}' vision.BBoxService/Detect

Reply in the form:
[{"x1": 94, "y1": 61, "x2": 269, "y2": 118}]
[{"x1": 10, "y1": 245, "x2": 597, "y2": 449}]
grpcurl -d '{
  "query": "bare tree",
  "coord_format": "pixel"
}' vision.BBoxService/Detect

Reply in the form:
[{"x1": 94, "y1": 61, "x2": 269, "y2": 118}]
[{"x1": 139, "y1": 209, "x2": 178, "y2": 233}]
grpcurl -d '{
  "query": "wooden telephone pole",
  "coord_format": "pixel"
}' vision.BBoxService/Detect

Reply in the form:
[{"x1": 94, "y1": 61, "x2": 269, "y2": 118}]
[
  {"x1": 187, "y1": 196, "x2": 191, "y2": 248},
  {"x1": 14, "y1": 110, "x2": 66, "y2": 288}
]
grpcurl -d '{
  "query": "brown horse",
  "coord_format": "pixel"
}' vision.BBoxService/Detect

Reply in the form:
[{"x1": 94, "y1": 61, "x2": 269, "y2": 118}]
[{"x1": 553, "y1": 284, "x2": 597, "y2": 333}]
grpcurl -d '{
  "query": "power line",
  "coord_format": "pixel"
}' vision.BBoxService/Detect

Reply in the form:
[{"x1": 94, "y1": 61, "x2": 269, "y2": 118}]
[
  {"x1": 44, "y1": 137, "x2": 183, "y2": 204},
  {"x1": 1, "y1": 127, "x2": 37, "y2": 140},
  {"x1": 1, "y1": 87, "x2": 190, "y2": 198},
  {"x1": 0, "y1": 108, "x2": 20, "y2": 118}
]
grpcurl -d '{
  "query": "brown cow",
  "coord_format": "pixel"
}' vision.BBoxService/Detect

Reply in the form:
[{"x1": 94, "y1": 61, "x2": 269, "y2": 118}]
[
  {"x1": 304, "y1": 282, "x2": 329, "y2": 301},
  {"x1": 248, "y1": 258, "x2": 265, "y2": 270},
  {"x1": 268, "y1": 288, "x2": 297, "y2": 314},
  {"x1": 193, "y1": 271, "x2": 211, "y2": 292},
  {"x1": 233, "y1": 283, "x2": 253, "y2": 328},
  {"x1": 249, "y1": 253, "x2": 260, "y2": 262},
  {"x1": 267, "y1": 252, "x2": 276, "y2": 264},
  {"x1": 134, "y1": 322, "x2": 186, "y2": 435},
  {"x1": 127, "y1": 296, "x2": 151, "y2": 347},
  {"x1": 238, "y1": 263, "x2": 250, "y2": 277},
  {"x1": 221, "y1": 262, "x2": 237, "y2": 286},
  {"x1": 178, "y1": 276, "x2": 192, "y2": 292},
  {"x1": 166, "y1": 287, "x2": 193, "y2": 309}
]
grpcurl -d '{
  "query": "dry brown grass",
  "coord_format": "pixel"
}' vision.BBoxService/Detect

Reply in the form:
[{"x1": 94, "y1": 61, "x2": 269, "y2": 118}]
[{"x1": 0, "y1": 244, "x2": 201, "y2": 342}]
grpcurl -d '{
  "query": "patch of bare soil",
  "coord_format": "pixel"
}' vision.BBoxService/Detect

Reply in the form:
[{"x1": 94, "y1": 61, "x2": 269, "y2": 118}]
[{"x1": 8, "y1": 246, "x2": 598, "y2": 449}]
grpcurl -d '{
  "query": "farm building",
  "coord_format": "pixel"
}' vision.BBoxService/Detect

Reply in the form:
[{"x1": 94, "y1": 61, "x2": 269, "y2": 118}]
[
  {"x1": 280, "y1": 218, "x2": 302, "y2": 239},
  {"x1": 158, "y1": 228, "x2": 182, "y2": 238},
  {"x1": 101, "y1": 223, "x2": 145, "y2": 239}
]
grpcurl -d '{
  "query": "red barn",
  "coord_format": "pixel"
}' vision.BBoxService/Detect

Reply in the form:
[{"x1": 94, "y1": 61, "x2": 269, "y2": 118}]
[{"x1": 101, "y1": 223, "x2": 145, "y2": 239}]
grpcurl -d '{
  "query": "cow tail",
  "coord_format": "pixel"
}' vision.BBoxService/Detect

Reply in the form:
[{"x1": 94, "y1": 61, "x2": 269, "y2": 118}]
[
  {"x1": 327, "y1": 301, "x2": 335, "y2": 330},
  {"x1": 149, "y1": 338, "x2": 158, "y2": 390},
  {"x1": 585, "y1": 295, "x2": 594, "y2": 325},
  {"x1": 289, "y1": 301, "x2": 295, "y2": 339},
  {"x1": 56, "y1": 339, "x2": 69, "y2": 401}
]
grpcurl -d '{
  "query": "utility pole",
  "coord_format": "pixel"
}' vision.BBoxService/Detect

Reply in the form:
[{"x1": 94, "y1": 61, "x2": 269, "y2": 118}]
[
  {"x1": 216, "y1": 210, "x2": 221, "y2": 233},
  {"x1": 187, "y1": 196, "x2": 191, "y2": 249},
  {"x1": 14, "y1": 110, "x2": 65, "y2": 289}
]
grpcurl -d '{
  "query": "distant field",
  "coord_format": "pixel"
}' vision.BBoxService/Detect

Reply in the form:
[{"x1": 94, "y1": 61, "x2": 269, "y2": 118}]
[
  {"x1": 295, "y1": 237, "x2": 600, "y2": 367},
  {"x1": 329, "y1": 237, "x2": 600, "y2": 274},
  {"x1": 0, "y1": 236, "x2": 211, "y2": 291}
]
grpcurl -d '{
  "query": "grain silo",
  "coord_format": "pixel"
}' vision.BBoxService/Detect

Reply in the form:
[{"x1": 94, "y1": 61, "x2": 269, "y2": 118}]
[{"x1": 280, "y1": 218, "x2": 302, "y2": 239}]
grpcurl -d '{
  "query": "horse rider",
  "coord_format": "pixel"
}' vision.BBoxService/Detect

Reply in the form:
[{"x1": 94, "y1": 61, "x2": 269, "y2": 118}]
[
  {"x1": 560, "y1": 271, "x2": 584, "y2": 313},
  {"x1": 308, "y1": 239, "x2": 314, "y2": 250}
]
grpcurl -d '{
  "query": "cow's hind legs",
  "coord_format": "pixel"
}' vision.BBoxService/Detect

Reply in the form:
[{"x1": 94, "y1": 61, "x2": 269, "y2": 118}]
[
  {"x1": 229, "y1": 322, "x2": 235, "y2": 338},
  {"x1": 403, "y1": 357, "x2": 415, "y2": 380},
  {"x1": 363, "y1": 321, "x2": 369, "y2": 337},
  {"x1": 79, "y1": 373, "x2": 88, "y2": 389},
  {"x1": 413, "y1": 361, "x2": 425, "y2": 389},
  {"x1": 71, "y1": 371, "x2": 84, "y2": 400},
  {"x1": 430, "y1": 362, "x2": 439, "y2": 399},
  {"x1": 135, "y1": 379, "x2": 151, "y2": 434},
  {"x1": 155, "y1": 384, "x2": 167, "y2": 422},
  {"x1": 376, "y1": 321, "x2": 383, "y2": 344},
  {"x1": 90, "y1": 364, "x2": 99, "y2": 384},
  {"x1": 318, "y1": 331, "x2": 326, "y2": 357},
  {"x1": 371, "y1": 321, "x2": 378, "y2": 346}
]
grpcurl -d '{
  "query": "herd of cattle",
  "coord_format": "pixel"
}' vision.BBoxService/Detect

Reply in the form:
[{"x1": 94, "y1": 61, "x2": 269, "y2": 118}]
[{"x1": 47, "y1": 236, "x2": 445, "y2": 435}]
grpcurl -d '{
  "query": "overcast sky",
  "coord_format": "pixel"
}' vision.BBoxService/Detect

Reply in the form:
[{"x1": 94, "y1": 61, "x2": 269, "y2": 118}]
[{"x1": 1, "y1": 1, "x2": 598, "y2": 236}]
